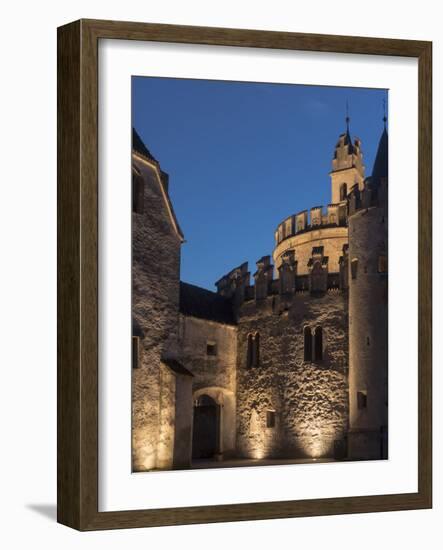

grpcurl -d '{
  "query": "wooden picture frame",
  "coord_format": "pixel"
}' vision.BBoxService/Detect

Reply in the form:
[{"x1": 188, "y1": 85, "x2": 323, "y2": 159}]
[{"x1": 57, "y1": 19, "x2": 432, "y2": 530}]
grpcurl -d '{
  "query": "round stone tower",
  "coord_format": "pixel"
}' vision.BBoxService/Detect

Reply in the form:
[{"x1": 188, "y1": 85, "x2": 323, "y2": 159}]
[
  {"x1": 273, "y1": 121, "x2": 364, "y2": 276},
  {"x1": 347, "y1": 124, "x2": 388, "y2": 459}
]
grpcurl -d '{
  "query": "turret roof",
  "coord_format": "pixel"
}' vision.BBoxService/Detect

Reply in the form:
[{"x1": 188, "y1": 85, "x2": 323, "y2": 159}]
[{"x1": 371, "y1": 126, "x2": 388, "y2": 188}]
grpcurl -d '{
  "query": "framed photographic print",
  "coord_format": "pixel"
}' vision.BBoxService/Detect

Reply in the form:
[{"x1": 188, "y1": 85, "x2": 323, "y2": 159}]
[{"x1": 57, "y1": 19, "x2": 432, "y2": 530}]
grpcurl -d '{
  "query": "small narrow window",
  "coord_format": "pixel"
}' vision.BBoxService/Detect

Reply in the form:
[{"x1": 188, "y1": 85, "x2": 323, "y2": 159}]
[
  {"x1": 366, "y1": 336, "x2": 370, "y2": 346},
  {"x1": 266, "y1": 410, "x2": 276, "y2": 428},
  {"x1": 132, "y1": 336, "x2": 140, "y2": 369},
  {"x1": 340, "y1": 183, "x2": 348, "y2": 201},
  {"x1": 247, "y1": 333, "x2": 260, "y2": 368},
  {"x1": 351, "y1": 258, "x2": 359, "y2": 280},
  {"x1": 253, "y1": 333, "x2": 260, "y2": 367},
  {"x1": 246, "y1": 333, "x2": 253, "y2": 368},
  {"x1": 132, "y1": 173, "x2": 144, "y2": 214},
  {"x1": 206, "y1": 341, "x2": 217, "y2": 356},
  {"x1": 314, "y1": 326, "x2": 323, "y2": 361},
  {"x1": 304, "y1": 326, "x2": 312, "y2": 362},
  {"x1": 378, "y1": 255, "x2": 388, "y2": 273},
  {"x1": 357, "y1": 391, "x2": 367, "y2": 409}
]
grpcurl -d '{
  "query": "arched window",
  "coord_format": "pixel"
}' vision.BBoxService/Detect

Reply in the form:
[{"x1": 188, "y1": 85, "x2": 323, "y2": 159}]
[
  {"x1": 132, "y1": 172, "x2": 144, "y2": 214},
  {"x1": 304, "y1": 326, "x2": 312, "y2": 362},
  {"x1": 314, "y1": 326, "x2": 323, "y2": 361},
  {"x1": 246, "y1": 333, "x2": 260, "y2": 368},
  {"x1": 340, "y1": 183, "x2": 348, "y2": 201}
]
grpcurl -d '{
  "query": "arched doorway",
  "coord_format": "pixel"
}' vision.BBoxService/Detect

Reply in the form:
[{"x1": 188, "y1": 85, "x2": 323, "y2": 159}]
[{"x1": 192, "y1": 394, "x2": 220, "y2": 459}]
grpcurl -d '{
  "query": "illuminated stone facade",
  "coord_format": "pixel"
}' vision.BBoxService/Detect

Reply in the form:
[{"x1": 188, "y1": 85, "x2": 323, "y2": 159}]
[{"x1": 131, "y1": 122, "x2": 388, "y2": 470}]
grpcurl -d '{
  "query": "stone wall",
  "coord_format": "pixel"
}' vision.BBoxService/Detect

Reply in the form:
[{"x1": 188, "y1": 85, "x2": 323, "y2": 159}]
[
  {"x1": 132, "y1": 153, "x2": 183, "y2": 471},
  {"x1": 348, "y1": 189, "x2": 388, "y2": 459},
  {"x1": 178, "y1": 315, "x2": 237, "y2": 457},
  {"x1": 236, "y1": 290, "x2": 349, "y2": 459}
]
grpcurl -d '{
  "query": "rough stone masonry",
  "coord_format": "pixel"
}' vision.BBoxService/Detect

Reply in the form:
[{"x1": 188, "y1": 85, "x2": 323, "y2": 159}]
[{"x1": 131, "y1": 119, "x2": 388, "y2": 470}]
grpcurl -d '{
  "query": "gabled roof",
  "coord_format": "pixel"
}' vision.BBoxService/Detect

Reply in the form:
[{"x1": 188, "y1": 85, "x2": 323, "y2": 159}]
[
  {"x1": 179, "y1": 282, "x2": 236, "y2": 325},
  {"x1": 133, "y1": 128, "x2": 156, "y2": 161},
  {"x1": 132, "y1": 128, "x2": 184, "y2": 241},
  {"x1": 162, "y1": 358, "x2": 194, "y2": 377}
]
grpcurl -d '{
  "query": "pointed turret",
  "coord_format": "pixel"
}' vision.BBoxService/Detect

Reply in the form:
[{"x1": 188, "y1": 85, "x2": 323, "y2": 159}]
[{"x1": 370, "y1": 125, "x2": 388, "y2": 189}]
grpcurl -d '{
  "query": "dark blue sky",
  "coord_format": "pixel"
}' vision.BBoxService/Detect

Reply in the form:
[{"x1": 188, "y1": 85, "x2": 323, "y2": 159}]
[{"x1": 133, "y1": 77, "x2": 387, "y2": 291}]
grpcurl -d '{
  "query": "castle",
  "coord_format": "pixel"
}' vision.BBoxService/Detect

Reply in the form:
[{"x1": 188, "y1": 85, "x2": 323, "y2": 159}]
[{"x1": 131, "y1": 118, "x2": 388, "y2": 471}]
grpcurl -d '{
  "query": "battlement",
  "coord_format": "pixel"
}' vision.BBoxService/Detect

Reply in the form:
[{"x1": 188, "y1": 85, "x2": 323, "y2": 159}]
[
  {"x1": 216, "y1": 243, "x2": 348, "y2": 310},
  {"x1": 275, "y1": 203, "x2": 348, "y2": 245},
  {"x1": 347, "y1": 175, "x2": 388, "y2": 218}
]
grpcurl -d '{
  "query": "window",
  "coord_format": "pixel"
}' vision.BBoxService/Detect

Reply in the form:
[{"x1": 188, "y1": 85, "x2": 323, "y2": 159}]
[
  {"x1": 357, "y1": 391, "x2": 367, "y2": 409},
  {"x1": 314, "y1": 326, "x2": 323, "y2": 361},
  {"x1": 378, "y1": 255, "x2": 388, "y2": 273},
  {"x1": 351, "y1": 258, "x2": 359, "y2": 279},
  {"x1": 247, "y1": 334, "x2": 253, "y2": 368},
  {"x1": 132, "y1": 173, "x2": 144, "y2": 214},
  {"x1": 132, "y1": 336, "x2": 140, "y2": 369},
  {"x1": 304, "y1": 326, "x2": 312, "y2": 361},
  {"x1": 266, "y1": 410, "x2": 276, "y2": 428},
  {"x1": 253, "y1": 332, "x2": 260, "y2": 367},
  {"x1": 247, "y1": 333, "x2": 260, "y2": 368},
  {"x1": 340, "y1": 183, "x2": 348, "y2": 201},
  {"x1": 206, "y1": 341, "x2": 217, "y2": 356}
]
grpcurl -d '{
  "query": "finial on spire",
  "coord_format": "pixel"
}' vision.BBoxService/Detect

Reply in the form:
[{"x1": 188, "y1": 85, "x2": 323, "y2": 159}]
[
  {"x1": 382, "y1": 98, "x2": 387, "y2": 128},
  {"x1": 345, "y1": 100, "x2": 350, "y2": 132}
]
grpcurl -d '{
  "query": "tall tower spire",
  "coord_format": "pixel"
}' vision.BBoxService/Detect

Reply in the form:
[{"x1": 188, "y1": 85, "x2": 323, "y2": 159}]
[
  {"x1": 346, "y1": 100, "x2": 351, "y2": 134},
  {"x1": 371, "y1": 113, "x2": 388, "y2": 190},
  {"x1": 330, "y1": 108, "x2": 365, "y2": 204}
]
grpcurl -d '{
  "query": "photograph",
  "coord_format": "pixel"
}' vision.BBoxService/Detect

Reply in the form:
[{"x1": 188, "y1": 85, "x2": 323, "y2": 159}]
[{"x1": 131, "y1": 77, "x2": 389, "y2": 472}]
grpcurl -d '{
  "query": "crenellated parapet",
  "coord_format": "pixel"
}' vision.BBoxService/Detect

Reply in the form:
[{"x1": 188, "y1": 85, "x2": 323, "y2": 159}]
[
  {"x1": 254, "y1": 256, "x2": 274, "y2": 301},
  {"x1": 274, "y1": 204, "x2": 347, "y2": 246},
  {"x1": 278, "y1": 250, "x2": 297, "y2": 295},
  {"x1": 347, "y1": 173, "x2": 388, "y2": 219},
  {"x1": 217, "y1": 246, "x2": 347, "y2": 311},
  {"x1": 307, "y1": 246, "x2": 329, "y2": 293},
  {"x1": 215, "y1": 262, "x2": 250, "y2": 308}
]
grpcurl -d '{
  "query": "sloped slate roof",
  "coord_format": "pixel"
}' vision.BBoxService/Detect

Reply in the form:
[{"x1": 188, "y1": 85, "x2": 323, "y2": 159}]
[
  {"x1": 132, "y1": 128, "x2": 184, "y2": 241},
  {"x1": 133, "y1": 128, "x2": 156, "y2": 161},
  {"x1": 162, "y1": 358, "x2": 194, "y2": 377},
  {"x1": 179, "y1": 282, "x2": 236, "y2": 325},
  {"x1": 371, "y1": 126, "x2": 388, "y2": 188}
]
